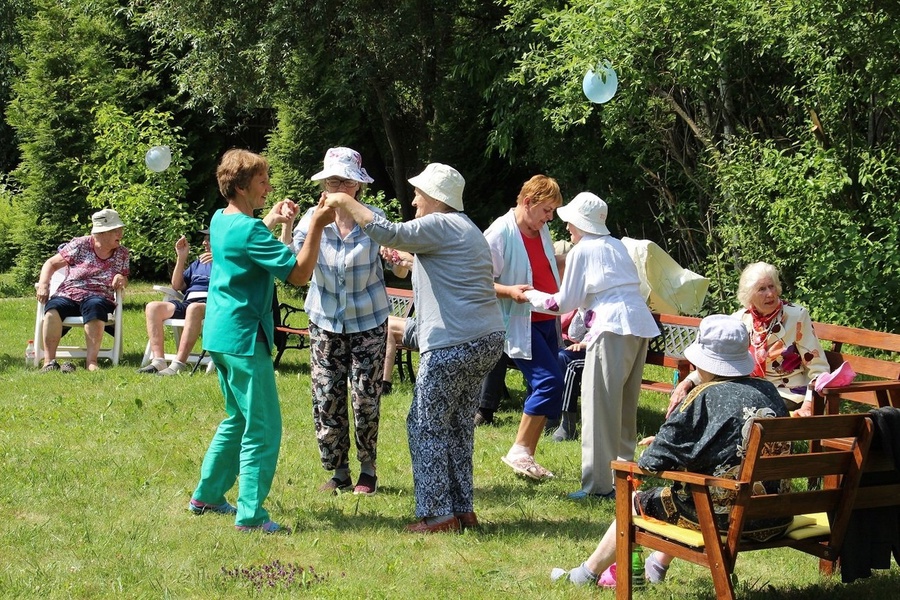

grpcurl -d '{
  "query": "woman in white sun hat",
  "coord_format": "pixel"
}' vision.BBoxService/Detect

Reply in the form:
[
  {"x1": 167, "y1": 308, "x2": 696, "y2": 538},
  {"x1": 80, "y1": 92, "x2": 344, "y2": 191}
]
[
  {"x1": 35, "y1": 208, "x2": 130, "y2": 373},
  {"x1": 525, "y1": 191, "x2": 659, "y2": 500},
  {"x1": 324, "y1": 162, "x2": 505, "y2": 534},
  {"x1": 283, "y1": 147, "x2": 407, "y2": 498}
]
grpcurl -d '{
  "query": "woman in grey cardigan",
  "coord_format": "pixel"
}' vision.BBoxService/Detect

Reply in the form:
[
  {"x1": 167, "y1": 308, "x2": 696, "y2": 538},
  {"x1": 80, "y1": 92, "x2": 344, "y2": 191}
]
[{"x1": 324, "y1": 163, "x2": 505, "y2": 533}]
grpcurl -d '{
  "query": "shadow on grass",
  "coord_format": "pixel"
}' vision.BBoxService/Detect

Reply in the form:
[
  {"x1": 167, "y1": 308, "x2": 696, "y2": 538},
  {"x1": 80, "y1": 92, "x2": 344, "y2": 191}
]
[
  {"x1": 297, "y1": 500, "x2": 603, "y2": 541},
  {"x1": 672, "y1": 569, "x2": 900, "y2": 600},
  {"x1": 275, "y1": 361, "x2": 311, "y2": 376},
  {"x1": 0, "y1": 352, "x2": 21, "y2": 373}
]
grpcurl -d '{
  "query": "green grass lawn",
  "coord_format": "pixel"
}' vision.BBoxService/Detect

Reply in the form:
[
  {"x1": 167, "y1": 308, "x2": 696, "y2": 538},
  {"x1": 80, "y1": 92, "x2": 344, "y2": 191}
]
[{"x1": 1, "y1": 284, "x2": 898, "y2": 598}]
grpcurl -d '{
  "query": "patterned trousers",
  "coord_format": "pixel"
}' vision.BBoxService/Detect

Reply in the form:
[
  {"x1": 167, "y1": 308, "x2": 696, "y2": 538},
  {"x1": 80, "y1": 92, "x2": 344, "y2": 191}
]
[
  {"x1": 309, "y1": 321, "x2": 386, "y2": 471},
  {"x1": 408, "y1": 331, "x2": 504, "y2": 518}
]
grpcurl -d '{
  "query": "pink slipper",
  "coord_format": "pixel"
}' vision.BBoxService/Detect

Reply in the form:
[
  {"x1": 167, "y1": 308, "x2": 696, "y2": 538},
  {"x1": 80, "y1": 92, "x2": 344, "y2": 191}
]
[{"x1": 597, "y1": 563, "x2": 616, "y2": 588}]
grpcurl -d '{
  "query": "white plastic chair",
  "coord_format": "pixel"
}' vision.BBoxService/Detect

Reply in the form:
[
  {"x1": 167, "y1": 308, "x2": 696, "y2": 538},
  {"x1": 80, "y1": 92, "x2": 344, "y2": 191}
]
[
  {"x1": 33, "y1": 267, "x2": 124, "y2": 366},
  {"x1": 140, "y1": 285, "x2": 213, "y2": 373}
]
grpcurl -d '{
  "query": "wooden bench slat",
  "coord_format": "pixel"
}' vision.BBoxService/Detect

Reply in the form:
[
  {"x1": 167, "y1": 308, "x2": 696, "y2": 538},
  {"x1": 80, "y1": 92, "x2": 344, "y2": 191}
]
[{"x1": 751, "y1": 452, "x2": 856, "y2": 480}]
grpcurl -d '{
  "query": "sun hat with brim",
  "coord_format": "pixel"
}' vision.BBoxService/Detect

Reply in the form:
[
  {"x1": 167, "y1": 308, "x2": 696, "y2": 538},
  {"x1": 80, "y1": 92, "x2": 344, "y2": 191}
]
[
  {"x1": 311, "y1": 147, "x2": 374, "y2": 183},
  {"x1": 683, "y1": 314, "x2": 756, "y2": 377},
  {"x1": 556, "y1": 192, "x2": 611, "y2": 236},
  {"x1": 91, "y1": 208, "x2": 125, "y2": 234},
  {"x1": 408, "y1": 163, "x2": 465, "y2": 211},
  {"x1": 814, "y1": 361, "x2": 856, "y2": 392}
]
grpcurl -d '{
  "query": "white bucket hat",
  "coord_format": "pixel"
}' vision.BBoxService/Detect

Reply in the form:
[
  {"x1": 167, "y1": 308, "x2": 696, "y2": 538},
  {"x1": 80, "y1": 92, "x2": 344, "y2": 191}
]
[
  {"x1": 311, "y1": 147, "x2": 374, "y2": 183},
  {"x1": 408, "y1": 163, "x2": 465, "y2": 211},
  {"x1": 556, "y1": 192, "x2": 610, "y2": 236},
  {"x1": 91, "y1": 208, "x2": 125, "y2": 234},
  {"x1": 683, "y1": 315, "x2": 755, "y2": 377}
]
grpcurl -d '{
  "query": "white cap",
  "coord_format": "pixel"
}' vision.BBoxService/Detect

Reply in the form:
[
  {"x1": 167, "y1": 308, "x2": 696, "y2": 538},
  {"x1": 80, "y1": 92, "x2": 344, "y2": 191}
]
[
  {"x1": 408, "y1": 163, "x2": 465, "y2": 211},
  {"x1": 556, "y1": 192, "x2": 610, "y2": 236}
]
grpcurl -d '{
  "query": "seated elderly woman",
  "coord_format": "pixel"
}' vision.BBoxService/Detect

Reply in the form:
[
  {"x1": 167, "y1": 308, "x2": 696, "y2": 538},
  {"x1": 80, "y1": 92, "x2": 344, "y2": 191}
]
[
  {"x1": 669, "y1": 262, "x2": 830, "y2": 418},
  {"x1": 35, "y1": 208, "x2": 129, "y2": 373},
  {"x1": 551, "y1": 315, "x2": 790, "y2": 587}
]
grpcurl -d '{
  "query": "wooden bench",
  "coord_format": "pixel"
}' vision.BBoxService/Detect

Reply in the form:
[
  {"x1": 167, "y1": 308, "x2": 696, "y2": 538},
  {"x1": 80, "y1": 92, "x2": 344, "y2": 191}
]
[
  {"x1": 611, "y1": 413, "x2": 877, "y2": 599},
  {"x1": 641, "y1": 313, "x2": 699, "y2": 395},
  {"x1": 820, "y1": 410, "x2": 900, "y2": 577},
  {"x1": 273, "y1": 287, "x2": 416, "y2": 373},
  {"x1": 810, "y1": 322, "x2": 900, "y2": 415},
  {"x1": 641, "y1": 313, "x2": 900, "y2": 410}
]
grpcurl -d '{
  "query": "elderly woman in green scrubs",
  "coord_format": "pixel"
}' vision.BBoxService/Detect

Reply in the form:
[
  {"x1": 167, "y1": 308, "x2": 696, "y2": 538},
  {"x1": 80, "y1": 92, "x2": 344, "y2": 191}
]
[{"x1": 187, "y1": 149, "x2": 334, "y2": 533}]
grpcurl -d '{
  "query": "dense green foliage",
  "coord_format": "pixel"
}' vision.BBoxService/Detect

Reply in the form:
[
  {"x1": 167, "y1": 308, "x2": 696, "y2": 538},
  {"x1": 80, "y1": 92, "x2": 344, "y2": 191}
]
[
  {"x1": 5, "y1": 0, "x2": 172, "y2": 286},
  {"x1": 2, "y1": 0, "x2": 899, "y2": 331}
]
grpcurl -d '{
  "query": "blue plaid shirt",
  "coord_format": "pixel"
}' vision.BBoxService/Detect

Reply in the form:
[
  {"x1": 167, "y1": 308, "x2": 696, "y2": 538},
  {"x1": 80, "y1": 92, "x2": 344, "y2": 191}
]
[{"x1": 291, "y1": 205, "x2": 389, "y2": 333}]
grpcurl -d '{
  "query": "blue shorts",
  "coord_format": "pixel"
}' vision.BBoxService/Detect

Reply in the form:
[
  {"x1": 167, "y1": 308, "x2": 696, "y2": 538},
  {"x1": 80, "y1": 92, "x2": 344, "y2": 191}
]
[
  {"x1": 44, "y1": 295, "x2": 115, "y2": 323},
  {"x1": 512, "y1": 319, "x2": 565, "y2": 417},
  {"x1": 168, "y1": 296, "x2": 207, "y2": 319}
]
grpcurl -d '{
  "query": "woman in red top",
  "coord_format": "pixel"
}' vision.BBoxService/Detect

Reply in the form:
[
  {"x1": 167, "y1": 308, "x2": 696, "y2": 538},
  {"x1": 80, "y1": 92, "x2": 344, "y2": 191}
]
[{"x1": 484, "y1": 175, "x2": 565, "y2": 480}]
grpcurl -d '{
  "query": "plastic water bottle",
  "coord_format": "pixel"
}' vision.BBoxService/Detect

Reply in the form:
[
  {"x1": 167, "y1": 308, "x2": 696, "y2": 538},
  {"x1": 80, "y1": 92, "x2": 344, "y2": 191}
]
[
  {"x1": 631, "y1": 547, "x2": 646, "y2": 589},
  {"x1": 25, "y1": 340, "x2": 35, "y2": 368}
]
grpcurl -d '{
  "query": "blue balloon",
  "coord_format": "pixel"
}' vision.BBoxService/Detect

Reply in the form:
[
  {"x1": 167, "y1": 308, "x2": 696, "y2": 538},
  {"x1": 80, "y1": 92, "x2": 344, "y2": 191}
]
[
  {"x1": 582, "y1": 62, "x2": 618, "y2": 104},
  {"x1": 145, "y1": 145, "x2": 172, "y2": 172}
]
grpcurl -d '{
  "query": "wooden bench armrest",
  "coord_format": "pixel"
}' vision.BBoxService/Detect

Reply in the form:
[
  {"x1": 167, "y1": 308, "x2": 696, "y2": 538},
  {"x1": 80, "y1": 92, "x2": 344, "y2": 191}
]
[
  {"x1": 611, "y1": 460, "x2": 743, "y2": 490},
  {"x1": 820, "y1": 380, "x2": 900, "y2": 395}
]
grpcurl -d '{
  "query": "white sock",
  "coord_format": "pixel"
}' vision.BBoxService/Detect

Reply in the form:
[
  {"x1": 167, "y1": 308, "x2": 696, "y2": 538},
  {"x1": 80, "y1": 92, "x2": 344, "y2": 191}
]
[
  {"x1": 645, "y1": 552, "x2": 669, "y2": 583},
  {"x1": 151, "y1": 357, "x2": 167, "y2": 370},
  {"x1": 168, "y1": 360, "x2": 186, "y2": 373}
]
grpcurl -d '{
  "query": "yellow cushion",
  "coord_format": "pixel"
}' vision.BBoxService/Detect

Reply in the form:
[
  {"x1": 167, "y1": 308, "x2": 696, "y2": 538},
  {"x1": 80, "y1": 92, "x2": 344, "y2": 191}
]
[
  {"x1": 633, "y1": 513, "x2": 830, "y2": 547},
  {"x1": 784, "y1": 512, "x2": 831, "y2": 540},
  {"x1": 633, "y1": 516, "x2": 709, "y2": 548}
]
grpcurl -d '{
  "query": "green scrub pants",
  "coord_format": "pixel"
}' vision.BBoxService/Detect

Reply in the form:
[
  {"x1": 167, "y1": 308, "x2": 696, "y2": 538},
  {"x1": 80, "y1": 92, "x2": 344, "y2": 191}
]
[{"x1": 192, "y1": 341, "x2": 282, "y2": 527}]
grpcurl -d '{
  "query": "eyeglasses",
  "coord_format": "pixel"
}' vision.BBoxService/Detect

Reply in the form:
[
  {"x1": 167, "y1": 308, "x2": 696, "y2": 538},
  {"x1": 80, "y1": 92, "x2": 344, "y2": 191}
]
[{"x1": 324, "y1": 178, "x2": 359, "y2": 191}]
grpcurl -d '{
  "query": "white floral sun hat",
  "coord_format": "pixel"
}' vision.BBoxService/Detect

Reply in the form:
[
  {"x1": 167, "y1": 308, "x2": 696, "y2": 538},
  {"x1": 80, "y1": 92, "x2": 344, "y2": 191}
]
[{"x1": 311, "y1": 147, "x2": 374, "y2": 183}]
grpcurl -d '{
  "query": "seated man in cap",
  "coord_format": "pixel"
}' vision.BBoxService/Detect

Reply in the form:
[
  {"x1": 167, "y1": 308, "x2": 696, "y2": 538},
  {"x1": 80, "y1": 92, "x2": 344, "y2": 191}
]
[
  {"x1": 36, "y1": 208, "x2": 130, "y2": 373},
  {"x1": 139, "y1": 228, "x2": 212, "y2": 375},
  {"x1": 550, "y1": 314, "x2": 792, "y2": 587}
]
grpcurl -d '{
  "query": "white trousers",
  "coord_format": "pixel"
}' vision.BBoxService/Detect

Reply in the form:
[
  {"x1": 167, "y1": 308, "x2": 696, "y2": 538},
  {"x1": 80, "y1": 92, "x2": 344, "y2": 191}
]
[{"x1": 580, "y1": 332, "x2": 649, "y2": 494}]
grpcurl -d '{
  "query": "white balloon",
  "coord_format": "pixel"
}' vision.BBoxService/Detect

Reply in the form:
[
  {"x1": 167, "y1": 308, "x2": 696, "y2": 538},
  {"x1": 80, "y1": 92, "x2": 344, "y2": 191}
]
[
  {"x1": 582, "y1": 62, "x2": 618, "y2": 104},
  {"x1": 145, "y1": 146, "x2": 172, "y2": 172}
]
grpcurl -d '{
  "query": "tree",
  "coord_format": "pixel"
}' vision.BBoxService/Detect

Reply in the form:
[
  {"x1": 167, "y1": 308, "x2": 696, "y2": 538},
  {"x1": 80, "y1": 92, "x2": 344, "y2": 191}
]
[
  {"x1": 502, "y1": 0, "x2": 900, "y2": 329},
  {"x1": 141, "y1": 0, "x2": 520, "y2": 222},
  {"x1": 5, "y1": 0, "x2": 228, "y2": 286}
]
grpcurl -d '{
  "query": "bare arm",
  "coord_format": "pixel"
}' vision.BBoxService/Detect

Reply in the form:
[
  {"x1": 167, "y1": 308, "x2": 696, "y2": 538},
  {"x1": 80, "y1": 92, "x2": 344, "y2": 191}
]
[
  {"x1": 323, "y1": 192, "x2": 375, "y2": 226},
  {"x1": 495, "y1": 282, "x2": 532, "y2": 303},
  {"x1": 170, "y1": 236, "x2": 190, "y2": 291},
  {"x1": 35, "y1": 254, "x2": 68, "y2": 303}
]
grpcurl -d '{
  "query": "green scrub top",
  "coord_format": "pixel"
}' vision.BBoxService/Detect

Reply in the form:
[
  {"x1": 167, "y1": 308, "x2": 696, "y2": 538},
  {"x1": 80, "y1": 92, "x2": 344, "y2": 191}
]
[{"x1": 202, "y1": 209, "x2": 297, "y2": 356}]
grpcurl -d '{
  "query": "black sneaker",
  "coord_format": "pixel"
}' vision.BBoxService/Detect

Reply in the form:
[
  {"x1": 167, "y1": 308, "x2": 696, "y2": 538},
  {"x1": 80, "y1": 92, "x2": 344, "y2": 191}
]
[
  {"x1": 474, "y1": 409, "x2": 494, "y2": 426},
  {"x1": 317, "y1": 476, "x2": 353, "y2": 494},
  {"x1": 136, "y1": 363, "x2": 161, "y2": 374},
  {"x1": 40, "y1": 360, "x2": 60, "y2": 373}
]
